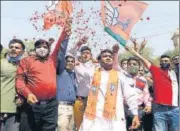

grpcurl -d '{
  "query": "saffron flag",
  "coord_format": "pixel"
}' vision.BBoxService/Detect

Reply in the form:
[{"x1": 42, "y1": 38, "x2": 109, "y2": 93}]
[
  {"x1": 43, "y1": 1, "x2": 73, "y2": 30},
  {"x1": 101, "y1": 1, "x2": 148, "y2": 46}
]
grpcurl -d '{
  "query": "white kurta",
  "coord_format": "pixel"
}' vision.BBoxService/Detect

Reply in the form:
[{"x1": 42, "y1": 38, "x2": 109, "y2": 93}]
[
  {"x1": 75, "y1": 61, "x2": 96, "y2": 97},
  {"x1": 79, "y1": 70, "x2": 138, "y2": 131}
]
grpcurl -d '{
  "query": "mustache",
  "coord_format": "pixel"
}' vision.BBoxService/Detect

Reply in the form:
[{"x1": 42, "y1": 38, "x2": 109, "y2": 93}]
[{"x1": 10, "y1": 51, "x2": 17, "y2": 54}]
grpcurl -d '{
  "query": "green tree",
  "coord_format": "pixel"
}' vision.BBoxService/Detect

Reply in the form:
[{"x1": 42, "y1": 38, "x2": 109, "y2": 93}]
[
  {"x1": 119, "y1": 45, "x2": 159, "y2": 66},
  {"x1": 162, "y1": 48, "x2": 179, "y2": 58},
  {"x1": 23, "y1": 40, "x2": 35, "y2": 52}
]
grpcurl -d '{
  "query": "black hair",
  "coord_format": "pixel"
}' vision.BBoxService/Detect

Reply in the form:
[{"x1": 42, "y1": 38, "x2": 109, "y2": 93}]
[
  {"x1": 160, "y1": 55, "x2": 171, "y2": 60},
  {"x1": 80, "y1": 46, "x2": 91, "y2": 53},
  {"x1": 34, "y1": 39, "x2": 50, "y2": 48},
  {"x1": 97, "y1": 49, "x2": 113, "y2": 61},
  {"x1": 127, "y1": 56, "x2": 140, "y2": 66},
  {"x1": 9, "y1": 39, "x2": 25, "y2": 50},
  {"x1": 65, "y1": 55, "x2": 75, "y2": 62},
  {"x1": 0, "y1": 43, "x2": 3, "y2": 53},
  {"x1": 172, "y1": 55, "x2": 179, "y2": 60},
  {"x1": 120, "y1": 58, "x2": 128, "y2": 65}
]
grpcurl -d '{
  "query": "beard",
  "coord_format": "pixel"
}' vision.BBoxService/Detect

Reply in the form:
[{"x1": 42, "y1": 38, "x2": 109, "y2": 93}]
[{"x1": 101, "y1": 62, "x2": 113, "y2": 70}]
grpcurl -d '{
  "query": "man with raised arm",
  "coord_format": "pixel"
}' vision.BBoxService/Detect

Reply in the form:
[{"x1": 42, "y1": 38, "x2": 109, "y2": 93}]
[
  {"x1": 15, "y1": 18, "x2": 72, "y2": 131},
  {"x1": 126, "y1": 46, "x2": 179, "y2": 131}
]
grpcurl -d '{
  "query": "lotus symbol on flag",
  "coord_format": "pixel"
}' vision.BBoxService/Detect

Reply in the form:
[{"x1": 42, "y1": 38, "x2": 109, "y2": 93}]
[{"x1": 104, "y1": 1, "x2": 131, "y2": 31}]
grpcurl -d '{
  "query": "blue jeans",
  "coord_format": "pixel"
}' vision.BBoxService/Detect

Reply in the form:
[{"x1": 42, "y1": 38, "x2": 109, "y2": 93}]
[
  {"x1": 153, "y1": 104, "x2": 179, "y2": 131},
  {"x1": 0, "y1": 114, "x2": 20, "y2": 131}
]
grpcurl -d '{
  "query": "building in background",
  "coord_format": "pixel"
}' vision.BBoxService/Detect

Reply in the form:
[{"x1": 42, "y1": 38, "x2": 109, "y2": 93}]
[{"x1": 171, "y1": 28, "x2": 179, "y2": 49}]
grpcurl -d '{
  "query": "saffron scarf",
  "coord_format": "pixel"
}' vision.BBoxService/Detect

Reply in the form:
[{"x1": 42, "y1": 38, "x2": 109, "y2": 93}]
[{"x1": 85, "y1": 68, "x2": 118, "y2": 120}]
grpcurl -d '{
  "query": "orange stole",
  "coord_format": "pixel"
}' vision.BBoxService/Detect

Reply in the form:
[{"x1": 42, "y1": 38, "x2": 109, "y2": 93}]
[{"x1": 85, "y1": 69, "x2": 118, "y2": 120}]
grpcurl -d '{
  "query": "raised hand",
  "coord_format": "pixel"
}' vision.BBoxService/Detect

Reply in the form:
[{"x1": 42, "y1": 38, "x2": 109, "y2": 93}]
[
  {"x1": 64, "y1": 17, "x2": 72, "y2": 38},
  {"x1": 48, "y1": 38, "x2": 55, "y2": 46},
  {"x1": 77, "y1": 36, "x2": 88, "y2": 47},
  {"x1": 112, "y1": 44, "x2": 119, "y2": 54},
  {"x1": 139, "y1": 39, "x2": 148, "y2": 53},
  {"x1": 130, "y1": 37, "x2": 139, "y2": 52}
]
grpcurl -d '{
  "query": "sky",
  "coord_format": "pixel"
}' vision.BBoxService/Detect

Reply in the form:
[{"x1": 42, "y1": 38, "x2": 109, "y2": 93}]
[{"x1": 1, "y1": 1, "x2": 179, "y2": 57}]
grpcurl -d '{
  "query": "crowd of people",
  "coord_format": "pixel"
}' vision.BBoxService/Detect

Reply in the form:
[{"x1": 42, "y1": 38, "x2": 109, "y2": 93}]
[{"x1": 0, "y1": 18, "x2": 179, "y2": 131}]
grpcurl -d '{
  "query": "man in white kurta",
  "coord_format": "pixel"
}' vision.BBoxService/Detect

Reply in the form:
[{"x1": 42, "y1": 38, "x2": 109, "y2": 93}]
[
  {"x1": 69, "y1": 38, "x2": 98, "y2": 129},
  {"x1": 79, "y1": 49, "x2": 140, "y2": 131},
  {"x1": 69, "y1": 38, "x2": 120, "y2": 130}
]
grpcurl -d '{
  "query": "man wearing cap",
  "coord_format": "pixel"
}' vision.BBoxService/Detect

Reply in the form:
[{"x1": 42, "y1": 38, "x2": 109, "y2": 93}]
[
  {"x1": 15, "y1": 21, "x2": 71, "y2": 131},
  {"x1": 1, "y1": 39, "x2": 25, "y2": 131},
  {"x1": 56, "y1": 38, "x2": 77, "y2": 131}
]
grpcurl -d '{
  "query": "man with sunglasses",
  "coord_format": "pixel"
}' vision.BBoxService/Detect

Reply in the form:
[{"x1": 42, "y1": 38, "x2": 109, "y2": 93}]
[
  {"x1": 15, "y1": 19, "x2": 72, "y2": 131},
  {"x1": 126, "y1": 46, "x2": 179, "y2": 131}
]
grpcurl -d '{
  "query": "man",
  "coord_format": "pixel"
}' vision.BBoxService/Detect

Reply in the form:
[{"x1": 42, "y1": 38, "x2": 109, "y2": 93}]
[
  {"x1": 138, "y1": 66, "x2": 145, "y2": 77},
  {"x1": 69, "y1": 37, "x2": 98, "y2": 130},
  {"x1": 56, "y1": 39, "x2": 77, "y2": 131},
  {"x1": 172, "y1": 55, "x2": 179, "y2": 85},
  {"x1": 126, "y1": 46, "x2": 179, "y2": 131},
  {"x1": 120, "y1": 58, "x2": 128, "y2": 71},
  {"x1": 1, "y1": 39, "x2": 25, "y2": 131},
  {"x1": 15, "y1": 20, "x2": 71, "y2": 131},
  {"x1": 125, "y1": 57, "x2": 152, "y2": 131},
  {"x1": 79, "y1": 49, "x2": 140, "y2": 131},
  {"x1": 70, "y1": 38, "x2": 120, "y2": 130},
  {"x1": 19, "y1": 39, "x2": 55, "y2": 131}
]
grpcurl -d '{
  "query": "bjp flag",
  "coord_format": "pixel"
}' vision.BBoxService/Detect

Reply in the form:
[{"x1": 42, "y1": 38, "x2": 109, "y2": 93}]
[
  {"x1": 43, "y1": 1, "x2": 73, "y2": 30},
  {"x1": 101, "y1": 1, "x2": 148, "y2": 46}
]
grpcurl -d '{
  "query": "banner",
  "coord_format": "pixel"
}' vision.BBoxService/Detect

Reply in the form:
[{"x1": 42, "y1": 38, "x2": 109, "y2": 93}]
[
  {"x1": 101, "y1": 1, "x2": 148, "y2": 46},
  {"x1": 43, "y1": 1, "x2": 73, "y2": 30}
]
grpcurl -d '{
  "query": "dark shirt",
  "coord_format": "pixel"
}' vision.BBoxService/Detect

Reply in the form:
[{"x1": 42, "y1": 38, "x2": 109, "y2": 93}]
[{"x1": 175, "y1": 64, "x2": 179, "y2": 85}]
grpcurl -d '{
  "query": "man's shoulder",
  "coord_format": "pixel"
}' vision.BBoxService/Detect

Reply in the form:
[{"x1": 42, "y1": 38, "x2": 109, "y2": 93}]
[
  {"x1": 149, "y1": 64, "x2": 160, "y2": 71},
  {"x1": 1, "y1": 57, "x2": 11, "y2": 67},
  {"x1": 117, "y1": 71, "x2": 129, "y2": 81},
  {"x1": 20, "y1": 56, "x2": 36, "y2": 65},
  {"x1": 121, "y1": 71, "x2": 132, "y2": 79}
]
